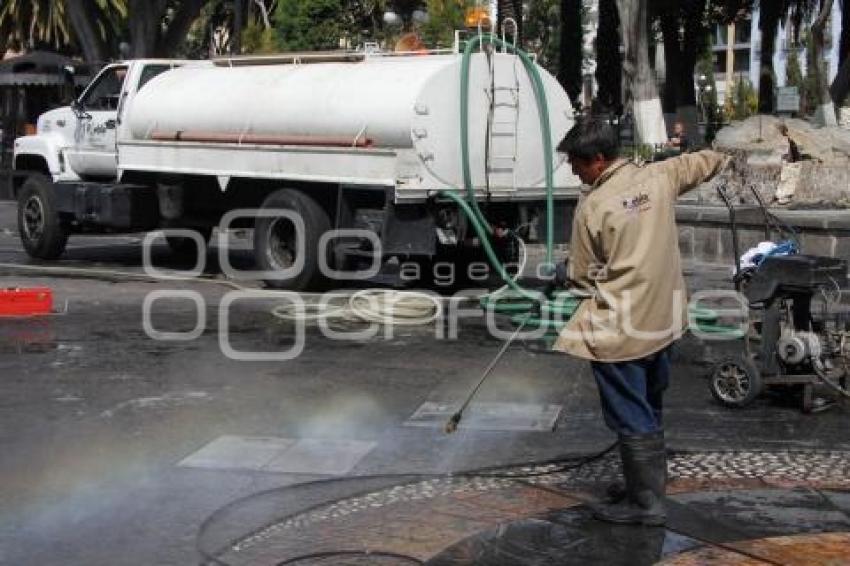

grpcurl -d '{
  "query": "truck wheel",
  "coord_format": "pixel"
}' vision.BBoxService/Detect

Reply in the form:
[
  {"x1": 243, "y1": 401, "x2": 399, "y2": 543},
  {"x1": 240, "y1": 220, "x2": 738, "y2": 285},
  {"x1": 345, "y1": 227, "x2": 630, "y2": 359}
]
[
  {"x1": 17, "y1": 174, "x2": 68, "y2": 259},
  {"x1": 166, "y1": 227, "x2": 213, "y2": 258},
  {"x1": 254, "y1": 189, "x2": 330, "y2": 291}
]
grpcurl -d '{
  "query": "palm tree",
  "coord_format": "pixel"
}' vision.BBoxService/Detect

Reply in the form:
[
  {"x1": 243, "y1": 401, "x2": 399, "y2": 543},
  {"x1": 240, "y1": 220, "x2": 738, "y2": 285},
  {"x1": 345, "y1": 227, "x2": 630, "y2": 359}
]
[
  {"x1": 0, "y1": 0, "x2": 126, "y2": 63},
  {"x1": 0, "y1": 1, "x2": 73, "y2": 53}
]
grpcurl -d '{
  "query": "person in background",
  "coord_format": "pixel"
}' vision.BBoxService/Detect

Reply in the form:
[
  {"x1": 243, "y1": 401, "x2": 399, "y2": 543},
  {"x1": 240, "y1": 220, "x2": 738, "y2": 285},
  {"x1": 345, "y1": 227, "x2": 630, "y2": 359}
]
[{"x1": 667, "y1": 120, "x2": 690, "y2": 152}]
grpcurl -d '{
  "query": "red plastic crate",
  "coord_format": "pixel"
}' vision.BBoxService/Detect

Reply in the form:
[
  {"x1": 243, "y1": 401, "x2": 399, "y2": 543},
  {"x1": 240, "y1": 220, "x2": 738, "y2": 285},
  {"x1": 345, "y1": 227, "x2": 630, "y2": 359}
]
[{"x1": 0, "y1": 287, "x2": 53, "y2": 316}]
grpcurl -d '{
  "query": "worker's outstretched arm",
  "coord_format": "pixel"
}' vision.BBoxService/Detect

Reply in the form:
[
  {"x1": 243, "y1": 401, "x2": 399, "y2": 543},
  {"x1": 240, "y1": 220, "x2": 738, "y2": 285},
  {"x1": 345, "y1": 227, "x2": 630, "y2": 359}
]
[{"x1": 658, "y1": 149, "x2": 730, "y2": 200}]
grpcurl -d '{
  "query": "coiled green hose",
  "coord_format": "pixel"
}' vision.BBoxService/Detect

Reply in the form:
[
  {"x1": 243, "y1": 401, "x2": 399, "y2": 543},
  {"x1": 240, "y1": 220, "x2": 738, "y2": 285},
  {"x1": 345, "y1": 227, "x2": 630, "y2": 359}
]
[{"x1": 441, "y1": 33, "x2": 740, "y2": 340}]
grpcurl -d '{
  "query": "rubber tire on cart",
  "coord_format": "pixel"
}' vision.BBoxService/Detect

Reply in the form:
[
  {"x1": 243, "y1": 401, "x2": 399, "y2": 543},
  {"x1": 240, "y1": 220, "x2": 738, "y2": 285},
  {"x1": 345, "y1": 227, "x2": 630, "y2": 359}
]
[
  {"x1": 254, "y1": 188, "x2": 330, "y2": 291},
  {"x1": 17, "y1": 174, "x2": 68, "y2": 259},
  {"x1": 709, "y1": 355, "x2": 763, "y2": 408},
  {"x1": 166, "y1": 227, "x2": 213, "y2": 258}
]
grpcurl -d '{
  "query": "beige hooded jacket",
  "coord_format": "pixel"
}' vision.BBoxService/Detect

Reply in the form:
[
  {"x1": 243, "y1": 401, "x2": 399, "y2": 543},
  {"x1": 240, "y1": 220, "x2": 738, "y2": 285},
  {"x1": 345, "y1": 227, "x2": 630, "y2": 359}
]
[{"x1": 553, "y1": 150, "x2": 728, "y2": 362}]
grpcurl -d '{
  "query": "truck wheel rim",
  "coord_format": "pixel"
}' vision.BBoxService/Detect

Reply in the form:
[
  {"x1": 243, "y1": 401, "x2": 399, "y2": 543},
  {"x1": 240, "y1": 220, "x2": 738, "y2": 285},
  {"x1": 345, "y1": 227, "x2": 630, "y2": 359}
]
[
  {"x1": 714, "y1": 363, "x2": 750, "y2": 403},
  {"x1": 22, "y1": 196, "x2": 45, "y2": 242},
  {"x1": 266, "y1": 218, "x2": 296, "y2": 270}
]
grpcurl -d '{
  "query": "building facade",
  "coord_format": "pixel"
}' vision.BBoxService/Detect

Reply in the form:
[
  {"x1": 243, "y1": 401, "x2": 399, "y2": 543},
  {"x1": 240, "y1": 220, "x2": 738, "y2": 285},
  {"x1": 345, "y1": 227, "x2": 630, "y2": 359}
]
[{"x1": 712, "y1": 3, "x2": 843, "y2": 105}]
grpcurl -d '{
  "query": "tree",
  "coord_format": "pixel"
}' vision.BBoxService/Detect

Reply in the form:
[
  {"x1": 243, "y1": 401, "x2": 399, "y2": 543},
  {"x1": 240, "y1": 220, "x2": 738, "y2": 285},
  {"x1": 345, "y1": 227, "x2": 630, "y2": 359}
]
[
  {"x1": 617, "y1": 0, "x2": 668, "y2": 145},
  {"x1": 525, "y1": 0, "x2": 559, "y2": 72},
  {"x1": 274, "y1": 0, "x2": 345, "y2": 51},
  {"x1": 0, "y1": 0, "x2": 126, "y2": 63},
  {"x1": 756, "y1": 0, "x2": 817, "y2": 113},
  {"x1": 810, "y1": 0, "x2": 836, "y2": 125},
  {"x1": 420, "y1": 0, "x2": 475, "y2": 48},
  {"x1": 595, "y1": 0, "x2": 623, "y2": 113},
  {"x1": 558, "y1": 0, "x2": 583, "y2": 106},
  {"x1": 652, "y1": 0, "x2": 710, "y2": 142},
  {"x1": 123, "y1": 0, "x2": 205, "y2": 58}
]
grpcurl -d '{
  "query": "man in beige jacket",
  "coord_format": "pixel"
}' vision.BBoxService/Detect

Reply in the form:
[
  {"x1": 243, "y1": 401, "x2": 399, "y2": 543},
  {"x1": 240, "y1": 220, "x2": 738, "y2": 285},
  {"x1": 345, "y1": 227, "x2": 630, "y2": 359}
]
[{"x1": 555, "y1": 118, "x2": 728, "y2": 526}]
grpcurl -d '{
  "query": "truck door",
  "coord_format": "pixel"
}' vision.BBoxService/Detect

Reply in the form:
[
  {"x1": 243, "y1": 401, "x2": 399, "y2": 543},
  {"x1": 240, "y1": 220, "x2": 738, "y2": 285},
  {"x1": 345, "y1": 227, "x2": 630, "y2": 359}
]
[{"x1": 66, "y1": 64, "x2": 128, "y2": 179}]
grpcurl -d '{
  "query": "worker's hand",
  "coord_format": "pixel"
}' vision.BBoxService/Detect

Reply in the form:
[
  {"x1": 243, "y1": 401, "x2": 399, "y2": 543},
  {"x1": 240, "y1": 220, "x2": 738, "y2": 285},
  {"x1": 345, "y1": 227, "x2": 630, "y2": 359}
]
[{"x1": 544, "y1": 259, "x2": 569, "y2": 297}]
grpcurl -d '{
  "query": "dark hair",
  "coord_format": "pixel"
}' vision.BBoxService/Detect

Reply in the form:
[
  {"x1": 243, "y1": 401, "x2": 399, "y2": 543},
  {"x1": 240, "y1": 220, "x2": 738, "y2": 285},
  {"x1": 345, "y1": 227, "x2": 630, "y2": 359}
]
[{"x1": 556, "y1": 117, "x2": 620, "y2": 160}]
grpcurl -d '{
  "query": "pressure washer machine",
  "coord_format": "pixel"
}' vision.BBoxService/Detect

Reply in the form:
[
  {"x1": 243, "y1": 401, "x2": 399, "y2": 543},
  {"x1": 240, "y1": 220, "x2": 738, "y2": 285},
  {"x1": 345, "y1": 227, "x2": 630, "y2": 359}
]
[{"x1": 708, "y1": 183, "x2": 850, "y2": 412}]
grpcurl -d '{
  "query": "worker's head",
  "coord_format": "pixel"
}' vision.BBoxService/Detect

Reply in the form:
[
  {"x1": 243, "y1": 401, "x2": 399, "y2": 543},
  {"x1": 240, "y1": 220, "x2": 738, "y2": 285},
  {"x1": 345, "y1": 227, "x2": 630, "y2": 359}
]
[
  {"x1": 673, "y1": 121, "x2": 685, "y2": 135},
  {"x1": 557, "y1": 118, "x2": 620, "y2": 185}
]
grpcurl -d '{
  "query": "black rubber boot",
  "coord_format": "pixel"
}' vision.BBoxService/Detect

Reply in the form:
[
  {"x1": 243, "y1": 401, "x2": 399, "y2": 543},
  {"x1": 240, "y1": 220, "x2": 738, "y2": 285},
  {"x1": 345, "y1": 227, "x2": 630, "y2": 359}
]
[{"x1": 593, "y1": 430, "x2": 667, "y2": 526}]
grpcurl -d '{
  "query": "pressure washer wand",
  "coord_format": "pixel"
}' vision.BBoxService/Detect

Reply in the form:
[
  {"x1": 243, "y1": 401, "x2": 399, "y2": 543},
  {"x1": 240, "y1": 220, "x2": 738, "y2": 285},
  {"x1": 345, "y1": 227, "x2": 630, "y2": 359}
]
[{"x1": 445, "y1": 316, "x2": 531, "y2": 434}]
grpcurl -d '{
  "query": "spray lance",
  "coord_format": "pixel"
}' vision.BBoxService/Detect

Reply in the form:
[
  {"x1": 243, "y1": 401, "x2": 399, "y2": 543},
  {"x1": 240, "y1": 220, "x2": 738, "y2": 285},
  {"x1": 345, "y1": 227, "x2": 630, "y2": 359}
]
[{"x1": 437, "y1": 32, "x2": 581, "y2": 433}]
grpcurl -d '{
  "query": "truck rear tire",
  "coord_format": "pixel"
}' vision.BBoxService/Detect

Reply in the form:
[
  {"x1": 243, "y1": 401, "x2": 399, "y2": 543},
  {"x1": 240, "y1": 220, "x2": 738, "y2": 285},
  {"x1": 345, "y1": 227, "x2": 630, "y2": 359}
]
[
  {"x1": 17, "y1": 174, "x2": 68, "y2": 259},
  {"x1": 254, "y1": 188, "x2": 330, "y2": 291}
]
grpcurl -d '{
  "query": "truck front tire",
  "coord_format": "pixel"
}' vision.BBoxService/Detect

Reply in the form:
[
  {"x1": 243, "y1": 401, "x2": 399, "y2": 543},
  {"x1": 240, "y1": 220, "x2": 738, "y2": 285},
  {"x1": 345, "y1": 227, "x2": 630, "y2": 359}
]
[
  {"x1": 17, "y1": 174, "x2": 68, "y2": 259},
  {"x1": 254, "y1": 188, "x2": 330, "y2": 291}
]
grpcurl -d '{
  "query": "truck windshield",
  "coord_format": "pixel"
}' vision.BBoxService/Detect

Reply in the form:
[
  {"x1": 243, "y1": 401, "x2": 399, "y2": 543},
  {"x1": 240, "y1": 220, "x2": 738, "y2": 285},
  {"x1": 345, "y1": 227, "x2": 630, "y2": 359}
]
[{"x1": 79, "y1": 65, "x2": 128, "y2": 111}]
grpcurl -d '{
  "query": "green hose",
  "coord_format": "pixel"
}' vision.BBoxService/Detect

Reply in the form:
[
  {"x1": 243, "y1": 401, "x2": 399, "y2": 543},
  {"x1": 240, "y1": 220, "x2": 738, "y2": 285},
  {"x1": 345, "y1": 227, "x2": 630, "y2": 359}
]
[
  {"x1": 443, "y1": 33, "x2": 741, "y2": 340},
  {"x1": 459, "y1": 34, "x2": 555, "y2": 267}
]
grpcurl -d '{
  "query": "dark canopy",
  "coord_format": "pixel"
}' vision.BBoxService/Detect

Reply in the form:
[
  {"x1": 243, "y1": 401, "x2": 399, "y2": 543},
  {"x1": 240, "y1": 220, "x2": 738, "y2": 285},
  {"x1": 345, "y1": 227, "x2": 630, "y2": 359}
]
[{"x1": 0, "y1": 51, "x2": 92, "y2": 86}]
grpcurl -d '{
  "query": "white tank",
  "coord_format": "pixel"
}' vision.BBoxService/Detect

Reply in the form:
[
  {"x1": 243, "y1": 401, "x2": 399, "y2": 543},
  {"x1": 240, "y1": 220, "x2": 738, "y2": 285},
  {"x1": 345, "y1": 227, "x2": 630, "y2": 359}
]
[{"x1": 127, "y1": 51, "x2": 574, "y2": 190}]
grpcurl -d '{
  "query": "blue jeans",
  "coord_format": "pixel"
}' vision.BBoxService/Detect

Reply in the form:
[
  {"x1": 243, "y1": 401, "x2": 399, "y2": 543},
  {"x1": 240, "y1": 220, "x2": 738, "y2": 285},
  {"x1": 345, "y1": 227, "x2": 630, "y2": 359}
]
[{"x1": 591, "y1": 346, "x2": 672, "y2": 436}]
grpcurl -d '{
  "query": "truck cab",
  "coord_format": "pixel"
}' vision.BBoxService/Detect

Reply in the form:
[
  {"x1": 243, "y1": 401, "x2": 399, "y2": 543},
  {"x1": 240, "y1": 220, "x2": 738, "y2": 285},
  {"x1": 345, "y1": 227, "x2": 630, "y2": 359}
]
[{"x1": 13, "y1": 60, "x2": 196, "y2": 185}]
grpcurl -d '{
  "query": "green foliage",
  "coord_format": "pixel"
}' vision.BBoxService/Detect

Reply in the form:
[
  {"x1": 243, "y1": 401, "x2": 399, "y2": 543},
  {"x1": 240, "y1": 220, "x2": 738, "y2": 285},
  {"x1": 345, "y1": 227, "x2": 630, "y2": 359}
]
[
  {"x1": 802, "y1": 30, "x2": 822, "y2": 115},
  {"x1": 696, "y1": 53, "x2": 723, "y2": 142},
  {"x1": 0, "y1": 0, "x2": 126, "y2": 55},
  {"x1": 524, "y1": 0, "x2": 560, "y2": 72},
  {"x1": 419, "y1": 0, "x2": 475, "y2": 49},
  {"x1": 242, "y1": 21, "x2": 279, "y2": 54},
  {"x1": 724, "y1": 75, "x2": 758, "y2": 120},
  {"x1": 275, "y1": 0, "x2": 347, "y2": 51}
]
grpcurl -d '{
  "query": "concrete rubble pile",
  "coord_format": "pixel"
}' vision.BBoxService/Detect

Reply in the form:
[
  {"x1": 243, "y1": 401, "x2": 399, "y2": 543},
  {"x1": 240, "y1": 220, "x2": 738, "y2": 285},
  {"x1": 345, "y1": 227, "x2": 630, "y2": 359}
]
[{"x1": 693, "y1": 115, "x2": 850, "y2": 208}]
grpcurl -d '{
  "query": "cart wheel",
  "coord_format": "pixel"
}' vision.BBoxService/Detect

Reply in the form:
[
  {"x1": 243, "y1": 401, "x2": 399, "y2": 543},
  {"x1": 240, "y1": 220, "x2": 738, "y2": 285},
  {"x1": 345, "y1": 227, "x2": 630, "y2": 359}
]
[{"x1": 709, "y1": 356, "x2": 763, "y2": 408}]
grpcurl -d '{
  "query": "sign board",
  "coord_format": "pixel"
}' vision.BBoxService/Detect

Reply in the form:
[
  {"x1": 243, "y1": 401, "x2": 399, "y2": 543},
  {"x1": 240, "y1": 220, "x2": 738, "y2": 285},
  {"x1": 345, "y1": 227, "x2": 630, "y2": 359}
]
[{"x1": 776, "y1": 86, "x2": 800, "y2": 113}]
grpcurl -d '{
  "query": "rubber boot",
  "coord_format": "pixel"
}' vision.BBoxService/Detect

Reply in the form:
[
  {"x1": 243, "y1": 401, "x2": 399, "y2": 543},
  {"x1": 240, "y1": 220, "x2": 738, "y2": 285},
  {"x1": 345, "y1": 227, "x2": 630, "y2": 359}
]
[{"x1": 593, "y1": 430, "x2": 667, "y2": 526}]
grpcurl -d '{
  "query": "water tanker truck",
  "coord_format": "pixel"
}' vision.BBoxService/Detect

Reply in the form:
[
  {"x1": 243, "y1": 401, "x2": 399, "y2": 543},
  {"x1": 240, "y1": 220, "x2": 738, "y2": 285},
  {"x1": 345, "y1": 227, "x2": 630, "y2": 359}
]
[{"x1": 12, "y1": 38, "x2": 579, "y2": 290}]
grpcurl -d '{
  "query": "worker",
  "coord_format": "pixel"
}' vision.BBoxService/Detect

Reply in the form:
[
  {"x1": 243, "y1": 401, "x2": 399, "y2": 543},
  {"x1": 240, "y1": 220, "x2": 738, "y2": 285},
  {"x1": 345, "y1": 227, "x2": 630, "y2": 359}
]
[{"x1": 553, "y1": 118, "x2": 728, "y2": 526}]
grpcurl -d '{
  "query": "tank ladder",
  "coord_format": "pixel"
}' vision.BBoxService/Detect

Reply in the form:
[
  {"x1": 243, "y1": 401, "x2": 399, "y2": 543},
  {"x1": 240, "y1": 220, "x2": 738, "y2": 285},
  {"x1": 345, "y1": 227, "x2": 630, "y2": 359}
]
[{"x1": 485, "y1": 19, "x2": 521, "y2": 193}]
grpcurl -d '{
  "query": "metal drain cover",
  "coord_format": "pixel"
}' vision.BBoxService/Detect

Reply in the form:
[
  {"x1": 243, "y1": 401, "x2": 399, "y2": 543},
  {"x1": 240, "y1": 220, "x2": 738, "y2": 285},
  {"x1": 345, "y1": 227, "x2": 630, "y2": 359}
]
[{"x1": 404, "y1": 401, "x2": 562, "y2": 432}]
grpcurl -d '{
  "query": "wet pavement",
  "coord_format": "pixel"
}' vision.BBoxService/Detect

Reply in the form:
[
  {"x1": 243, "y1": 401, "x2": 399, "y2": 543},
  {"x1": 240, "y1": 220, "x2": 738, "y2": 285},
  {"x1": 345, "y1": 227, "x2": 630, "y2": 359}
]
[{"x1": 0, "y1": 201, "x2": 849, "y2": 565}]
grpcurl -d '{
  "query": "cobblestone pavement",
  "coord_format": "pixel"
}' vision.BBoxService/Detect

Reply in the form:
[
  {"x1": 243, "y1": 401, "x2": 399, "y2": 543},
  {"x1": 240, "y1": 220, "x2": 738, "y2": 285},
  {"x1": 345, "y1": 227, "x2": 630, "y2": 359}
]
[{"x1": 202, "y1": 449, "x2": 850, "y2": 565}]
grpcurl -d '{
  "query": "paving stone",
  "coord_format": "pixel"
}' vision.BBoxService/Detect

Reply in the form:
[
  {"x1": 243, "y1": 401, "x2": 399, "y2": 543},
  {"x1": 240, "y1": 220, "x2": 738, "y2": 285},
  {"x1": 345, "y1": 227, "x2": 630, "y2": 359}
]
[
  {"x1": 264, "y1": 438, "x2": 377, "y2": 475},
  {"x1": 178, "y1": 435, "x2": 296, "y2": 471},
  {"x1": 404, "y1": 401, "x2": 562, "y2": 432}
]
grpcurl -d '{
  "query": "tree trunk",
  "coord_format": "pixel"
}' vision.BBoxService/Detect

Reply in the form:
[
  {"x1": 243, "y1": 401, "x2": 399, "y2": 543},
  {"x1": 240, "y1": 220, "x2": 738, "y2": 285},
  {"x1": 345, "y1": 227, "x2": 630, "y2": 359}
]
[
  {"x1": 126, "y1": 0, "x2": 204, "y2": 58},
  {"x1": 812, "y1": 0, "x2": 837, "y2": 126},
  {"x1": 127, "y1": 0, "x2": 164, "y2": 57},
  {"x1": 660, "y1": 10, "x2": 680, "y2": 114},
  {"x1": 595, "y1": 0, "x2": 622, "y2": 113},
  {"x1": 65, "y1": 0, "x2": 110, "y2": 65},
  {"x1": 616, "y1": 0, "x2": 667, "y2": 145},
  {"x1": 757, "y1": 2, "x2": 781, "y2": 113},
  {"x1": 677, "y1": 2, "x2": 702, "y2": 143},
  {"x1": 558, "y1": 0, "x2": 583, "y2": 106},
  {"x1": 157, "y1": 0, "x2": 205, "y2": 57},
  {"x1": 840, "y1": 0, "x2": 850, "y2": 65}
]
